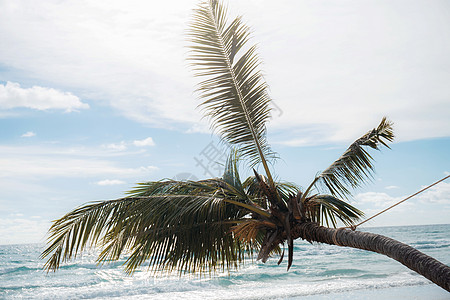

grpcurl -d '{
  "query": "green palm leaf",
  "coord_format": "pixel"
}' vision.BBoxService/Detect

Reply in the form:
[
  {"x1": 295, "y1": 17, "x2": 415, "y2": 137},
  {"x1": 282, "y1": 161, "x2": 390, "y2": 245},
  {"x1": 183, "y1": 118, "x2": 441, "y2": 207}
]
[
  {"x1": 42, "y1": 176, "x2": 272, "y2": 274},
  {"x1": 304, "y1": 117, "x2": 394, "y2": 198},
  {"x1": 188, "y1": 0, "x2": 276, "y2": 184},
  {"x1": 41, "y1": 198, "x2": 134, "y2": 272},
  {"x1": 304, "y1": 195, "x2": 364, "y2": 227}
]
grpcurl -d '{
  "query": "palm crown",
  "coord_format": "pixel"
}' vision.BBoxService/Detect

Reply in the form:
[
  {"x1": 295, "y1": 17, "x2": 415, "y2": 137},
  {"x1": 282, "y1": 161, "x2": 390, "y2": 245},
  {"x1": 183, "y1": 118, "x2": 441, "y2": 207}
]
[{"x1": 42, "y1": 0, "x2": 394, "y2": 275}]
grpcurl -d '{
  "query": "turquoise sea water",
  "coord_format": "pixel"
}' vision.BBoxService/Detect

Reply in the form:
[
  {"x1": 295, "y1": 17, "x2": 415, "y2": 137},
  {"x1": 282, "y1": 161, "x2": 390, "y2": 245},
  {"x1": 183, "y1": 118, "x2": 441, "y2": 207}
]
[{"x1": 1, "y1": 224, "x2": 449, "y2": 299}]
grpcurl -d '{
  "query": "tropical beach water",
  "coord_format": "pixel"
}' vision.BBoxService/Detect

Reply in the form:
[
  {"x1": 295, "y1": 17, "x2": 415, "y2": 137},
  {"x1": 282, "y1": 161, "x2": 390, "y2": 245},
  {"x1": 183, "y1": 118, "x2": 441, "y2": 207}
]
[{"x1": 1, "y1": 224, "x2": 449, "y2": 299}]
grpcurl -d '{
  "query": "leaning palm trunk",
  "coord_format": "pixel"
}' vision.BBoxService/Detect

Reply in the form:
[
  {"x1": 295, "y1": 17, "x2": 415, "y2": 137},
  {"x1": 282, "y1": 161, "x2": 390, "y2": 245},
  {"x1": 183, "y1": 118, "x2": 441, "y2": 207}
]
[{"x1": 291, "y1": 222, "x2": 450, "y2": 292}]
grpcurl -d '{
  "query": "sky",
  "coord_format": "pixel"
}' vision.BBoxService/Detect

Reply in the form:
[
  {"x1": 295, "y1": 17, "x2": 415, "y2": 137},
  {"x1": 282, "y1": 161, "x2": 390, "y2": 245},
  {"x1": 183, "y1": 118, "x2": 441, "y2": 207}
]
[{"x1": 0, "y1": 0, "x2": 449, "y2": 245}]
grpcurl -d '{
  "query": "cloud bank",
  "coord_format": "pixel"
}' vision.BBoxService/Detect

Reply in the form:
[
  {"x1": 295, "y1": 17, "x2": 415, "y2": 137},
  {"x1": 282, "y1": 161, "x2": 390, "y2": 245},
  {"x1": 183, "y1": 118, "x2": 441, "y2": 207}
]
[
  {"x1": 0, "y1": 82, "x2": 89, "y2": 112},
  {"x1": 0, "y1": 0, "x2": 449, "y2": 144},
  {"x1": 0, "y1": 145, "x2": 158, "y2": 179},
  {"x1": 21, "y1": 131, "x2": 36, "y2": 138},
  {"x1": 133, "y1": 137, "x2": 155, "y2": 147},
  {"x1": 96, "y1": 179, "x2": 126, "y2": 186}
]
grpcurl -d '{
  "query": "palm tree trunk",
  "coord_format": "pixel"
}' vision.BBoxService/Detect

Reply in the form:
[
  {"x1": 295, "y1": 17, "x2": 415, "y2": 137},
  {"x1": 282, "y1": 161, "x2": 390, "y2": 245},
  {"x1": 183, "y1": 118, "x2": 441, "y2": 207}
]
[{"x1": 291, "y1": 222, "x2": 450, "y2": 292}]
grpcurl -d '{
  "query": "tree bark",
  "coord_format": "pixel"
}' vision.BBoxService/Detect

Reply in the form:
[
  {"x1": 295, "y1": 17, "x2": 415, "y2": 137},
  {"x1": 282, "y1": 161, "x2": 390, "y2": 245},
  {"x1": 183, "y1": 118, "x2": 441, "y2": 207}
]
[{"x1": 291, "y1": 222, "x2": 450, "y2": 292}]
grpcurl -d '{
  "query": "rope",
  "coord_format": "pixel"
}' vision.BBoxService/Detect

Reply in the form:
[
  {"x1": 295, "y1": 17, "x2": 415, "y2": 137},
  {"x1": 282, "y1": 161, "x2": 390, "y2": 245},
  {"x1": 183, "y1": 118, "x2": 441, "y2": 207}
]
[{"x1": 348, "y1": 175, "x2": 450, "y2": 230}]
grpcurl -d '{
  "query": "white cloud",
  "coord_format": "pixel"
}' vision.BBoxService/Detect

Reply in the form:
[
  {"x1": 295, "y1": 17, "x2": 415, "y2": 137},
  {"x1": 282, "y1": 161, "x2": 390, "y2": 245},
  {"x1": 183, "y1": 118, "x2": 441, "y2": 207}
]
[
  {"x1": 352, "y1": 182, "x2": 450, "y2": 226},
  {"x1": 103, "y1": 141, "x2": 127, "y2": 151},
  {"x1": 10, "y1": 213, "x2": 24, "y2": 217},
  {"x1": 0, "y1": 156, "x2": 155, "y2": 178},
  {"x1": 0, "y1": 1, "x2": 449, "y2": 144},
  {"x1": 417, "y1": 182, "x2": 450, "y2": 205},
  {"x1": 104, "y1": 137, "x2": 156, "y2": 151},
  {"x1": 0, "y1": 81, "x2": 89, "y2": 112},
  {"x1": 133, "y1": 137, "x2": 155, "y2": 147},
  {"x1": 354, "y1": 192, "x2": 402, "y2": 208},
  {"x1": 0, "y1": 145, "x2": 158, "y2": 179},
  {"x1": 185, "y1": 122, "x2": 210, "y2": 134},
  {"x1": 385, "y1": 185, "x2": 399, "y2": 190},
  {"x1": 21, "y1": 131, "x2": 36, "y2": 138},
  {"x1": 137, "y1": 166, "x2": 159, "y2": 173},
  {"x1": 0, "y1": 0, "x2": 199, "y2": 126},
  {"x1": 0, "y1": 215, "x2": 50, "y2": 244},
  {"x1": 96, "y1": 179, "x2": 126, "y2": 186},
  {"x1": 355, "y1": 180, "x2": 450, "y2": 227}
]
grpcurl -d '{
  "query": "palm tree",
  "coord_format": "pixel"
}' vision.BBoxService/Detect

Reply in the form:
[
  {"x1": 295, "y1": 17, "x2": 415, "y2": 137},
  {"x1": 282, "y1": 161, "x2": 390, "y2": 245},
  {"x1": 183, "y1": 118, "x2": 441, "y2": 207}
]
[{"x1": 41, "y1": 0, "x2": 450, "y2": 291}]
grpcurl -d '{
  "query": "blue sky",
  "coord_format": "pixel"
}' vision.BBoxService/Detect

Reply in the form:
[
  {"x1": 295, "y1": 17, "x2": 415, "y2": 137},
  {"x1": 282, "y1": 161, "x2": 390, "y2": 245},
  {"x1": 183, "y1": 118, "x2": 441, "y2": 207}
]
[{"x1": 0, "y1": 0, "x2": 449, "y2": 245}]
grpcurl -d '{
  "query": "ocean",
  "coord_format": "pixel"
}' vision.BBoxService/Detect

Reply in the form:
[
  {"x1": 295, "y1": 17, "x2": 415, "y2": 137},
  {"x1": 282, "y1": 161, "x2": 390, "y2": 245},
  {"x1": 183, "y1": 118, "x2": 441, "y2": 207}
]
[{"x1": 1, "y1": 224, "x2": 449, "y2": 299}]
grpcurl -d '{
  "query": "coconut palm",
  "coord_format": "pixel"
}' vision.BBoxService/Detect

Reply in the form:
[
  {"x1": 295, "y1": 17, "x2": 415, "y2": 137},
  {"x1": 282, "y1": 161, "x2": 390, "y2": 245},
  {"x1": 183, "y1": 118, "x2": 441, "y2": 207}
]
[{"x1": 41, "y1": 0, "x2": 450, "y2": 291}]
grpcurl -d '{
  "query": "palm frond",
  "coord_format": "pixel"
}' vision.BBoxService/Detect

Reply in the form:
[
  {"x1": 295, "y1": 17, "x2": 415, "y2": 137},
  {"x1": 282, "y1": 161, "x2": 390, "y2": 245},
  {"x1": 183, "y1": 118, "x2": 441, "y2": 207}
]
[
  {"x1": 222, "y1": 148, "x2": 245, "y2": 197},
  {"x1": 40, "y1": 198, "x2": 134, "y2": 272},
  {"x1": 241, "y1": 174, "x2": 300, "y2": 210},
  {"x1": 42, "y1": 178, "x2": 271, "y2": 275},
  {"x1": 276, "y1": 181, "x2": 301, "y2": 202},
  {"x1": 304, "y1": 117, "x2": 394, "y2": 198},
  {"x1": 188, "y1": 0, "x2": 276, "y2": 184},
  {"x1": 232, "y1": 219, "x2": 276, "y2": 243},
  {"x1": 304, "y1": 195, "x2": 364, "y2": 227}
]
